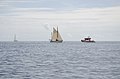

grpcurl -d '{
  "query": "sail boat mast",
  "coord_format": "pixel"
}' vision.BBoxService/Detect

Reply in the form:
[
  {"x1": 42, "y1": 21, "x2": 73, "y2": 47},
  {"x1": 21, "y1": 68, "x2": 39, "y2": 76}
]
[{"x1": 57, "y1": 27, "x2": 58, "y2": 38}]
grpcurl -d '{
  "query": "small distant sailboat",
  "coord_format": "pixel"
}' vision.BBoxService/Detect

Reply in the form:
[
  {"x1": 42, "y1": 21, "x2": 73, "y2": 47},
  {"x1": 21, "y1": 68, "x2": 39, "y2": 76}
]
[
  {"x1": 14, "y1": 34, "x2": 18, "y2": 42},
  {"x1": 50, "y1": 27, "x2": 63, "y2": 43},
  {"x1": 81, "y1": 36, "x2": 95, "y2": 43}
]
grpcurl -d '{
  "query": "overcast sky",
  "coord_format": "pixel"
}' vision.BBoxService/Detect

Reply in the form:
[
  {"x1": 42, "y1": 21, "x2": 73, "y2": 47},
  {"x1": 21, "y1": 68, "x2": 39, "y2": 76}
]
[{"x1": 0, "y1": 0, "x2": 120, "y2": 41}]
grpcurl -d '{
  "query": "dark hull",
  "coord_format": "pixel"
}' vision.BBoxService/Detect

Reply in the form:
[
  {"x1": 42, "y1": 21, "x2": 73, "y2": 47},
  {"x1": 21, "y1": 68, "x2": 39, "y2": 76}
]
[
  {"x1": 81, "y1": 40, "x2": 95, "y2": 43},
  {"x1": 50, "y1": 40, "x2": 63, "y2": 43}
]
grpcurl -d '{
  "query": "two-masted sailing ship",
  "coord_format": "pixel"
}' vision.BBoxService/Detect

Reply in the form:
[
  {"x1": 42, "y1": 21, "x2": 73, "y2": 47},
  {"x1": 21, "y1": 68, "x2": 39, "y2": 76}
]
[{"x1": 50, "y1": 27, "x2": 63, "y2": 43}]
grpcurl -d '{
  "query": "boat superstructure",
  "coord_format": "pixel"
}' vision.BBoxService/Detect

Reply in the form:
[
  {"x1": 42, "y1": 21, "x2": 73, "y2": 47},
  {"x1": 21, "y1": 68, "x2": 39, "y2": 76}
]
[{"x1": 81, "y1": 36, "x2": 95, "y2": 42}]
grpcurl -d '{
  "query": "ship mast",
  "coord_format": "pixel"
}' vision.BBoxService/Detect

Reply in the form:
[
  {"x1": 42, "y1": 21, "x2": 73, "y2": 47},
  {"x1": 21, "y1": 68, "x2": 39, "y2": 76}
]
[{"x1": 57, "y1": 26, "x2": 58, "y2": 38}]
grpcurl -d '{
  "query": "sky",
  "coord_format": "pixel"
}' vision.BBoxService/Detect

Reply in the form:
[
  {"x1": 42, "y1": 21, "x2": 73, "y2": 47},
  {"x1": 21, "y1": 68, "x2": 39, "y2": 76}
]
[{"x1": 0, "y1": 0, "x2": 120, "y2": 41}]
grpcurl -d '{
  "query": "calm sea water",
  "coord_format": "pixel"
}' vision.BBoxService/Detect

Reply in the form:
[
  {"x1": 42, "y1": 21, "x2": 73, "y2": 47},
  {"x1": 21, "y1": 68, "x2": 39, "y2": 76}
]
[{"x1": 0, "y1": 41, "x2": 120, "y2": 79}]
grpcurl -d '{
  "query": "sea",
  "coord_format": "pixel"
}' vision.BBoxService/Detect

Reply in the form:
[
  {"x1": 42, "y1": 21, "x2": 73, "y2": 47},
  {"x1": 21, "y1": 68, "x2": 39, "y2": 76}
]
[{"x1": 0, "y1": 41, "x2": 120, "y2": 79}]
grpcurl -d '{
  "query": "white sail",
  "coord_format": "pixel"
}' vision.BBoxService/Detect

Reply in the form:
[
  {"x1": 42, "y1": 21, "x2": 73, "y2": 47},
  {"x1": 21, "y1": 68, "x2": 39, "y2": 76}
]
[
  {"x1": 57, "y1": 31, "x2": 62, "y2": 41},
  {"x1": 51, "y1": 27, "x2": 57, "y2": 41},
  {"x1": 51, "y1": 27, "x2": 63, "y2": 42}
]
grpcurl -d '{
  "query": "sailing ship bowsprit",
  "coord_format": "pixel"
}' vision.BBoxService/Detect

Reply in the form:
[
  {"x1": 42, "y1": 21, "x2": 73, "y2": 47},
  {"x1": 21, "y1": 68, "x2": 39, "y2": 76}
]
[{"x1": 50, "y1": 27, "x2": 63, "y2": 43}]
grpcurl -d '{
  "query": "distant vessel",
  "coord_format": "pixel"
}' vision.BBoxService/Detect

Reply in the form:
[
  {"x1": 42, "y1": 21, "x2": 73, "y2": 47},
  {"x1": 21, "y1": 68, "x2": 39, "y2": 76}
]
[
  {"x1": 81, "y1": 36, "x2": 95, "y2": 42},
  {"x1": 50, "y1": 27, "x2": 63, "y2": 43},
  {"x1": 14, "y1": 35, "x2": 18, "y2": 42}
]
